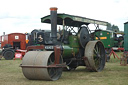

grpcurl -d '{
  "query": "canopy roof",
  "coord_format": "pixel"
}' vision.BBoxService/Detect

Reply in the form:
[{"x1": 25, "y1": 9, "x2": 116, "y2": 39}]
[{"x1": 41, "y1": 13, "x2": 108, "y2": 27}]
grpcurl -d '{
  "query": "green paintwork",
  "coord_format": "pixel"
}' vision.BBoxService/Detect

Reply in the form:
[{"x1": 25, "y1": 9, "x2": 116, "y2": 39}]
[
  {"x1": 124, "y1": 22, "x2": 128, "y2": 51},
  {"x1": 69, "y1": 35, "x2": 79, "y2": 47},
  {"x1": 62, "y1": 35, "x2": 79, "y2": 58},
  {"x1": 94, "y1": 30, "x2": 114, "y2": 48},
  {"x1": 62, "y1": 45, "x2": 72, "y2": 57},
  {"x1": 62, "y1": 45, "x2": 79, "y2": 58},
  {"x1": 41, "y1": 14, "x2": 108, "y2": 27}
]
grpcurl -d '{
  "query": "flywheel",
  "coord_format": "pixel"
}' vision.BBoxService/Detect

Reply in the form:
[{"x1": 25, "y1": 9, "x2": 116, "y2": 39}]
[
  {"x1": 21, "y1": 51, "x2": 63, "y2": 81},
  {"x1": 84, "y1": 41, "x2": 105, "y2": 72},
  {"x1": 78, "y1": 26, "x2": 90, "y2": 48}
]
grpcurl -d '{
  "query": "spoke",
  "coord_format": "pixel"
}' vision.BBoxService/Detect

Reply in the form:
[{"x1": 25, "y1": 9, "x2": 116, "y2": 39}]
[
  {"x1": 50, "y1": 68, "x2": 57, "y2": 78},
  {"x1": 48, "y1": 68, "x2": 52, "y2": 75},
  {"x1": 50, "y1": 58, "x2": 54, "y2": 64},
  {"x1": 94, "y1": 48, "x2": 98, "y2": 55},
  {"x1": 99, "y1": 46, "x2": 101, "y2": 55},
  {"x1": 94, "y1": 57, "x2": 100, "y2": 67},
  {"x1": 48, "y1": 55, "x2": 55, "y2": 65},
  {"x1": 94, "y1": 44, "x2": 102, "y2": 68},
  {"x1": 94, "y1": 47, "x2": 98, "y2": 57},
  {"x1": 96, "y1": 45, "x2": 99, "y2": 53},
  {"x1": 48, "y1": 68, "x2": 54, "y2": 77},
  {"x1": 94, "y1": 46, "x2": 98, "y2": 53},
  {"x1": 99, "y1": 47, "x2": 103, "y2": 60},
  {"x1": 95, "y1": 57, "x2": 99, "y2": 63},
  {"x1": 94, "y1": 44, "x2": 100, "y2": 55}
]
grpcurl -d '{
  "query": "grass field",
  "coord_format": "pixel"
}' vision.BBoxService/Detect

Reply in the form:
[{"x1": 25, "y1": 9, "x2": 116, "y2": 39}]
[{"x1": 0, "y1": 52, "x2": 128, "y2": 85}]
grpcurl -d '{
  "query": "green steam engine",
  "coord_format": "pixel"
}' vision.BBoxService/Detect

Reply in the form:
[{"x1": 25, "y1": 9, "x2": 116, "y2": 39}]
[{"x1": 20, "y1": 7, "x2": 108, "y2": 81}]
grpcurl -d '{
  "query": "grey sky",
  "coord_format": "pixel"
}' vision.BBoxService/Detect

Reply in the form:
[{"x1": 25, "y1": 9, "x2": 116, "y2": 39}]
[{"x1": 0, "y1": 0, "x2": 128, "y2": 35}]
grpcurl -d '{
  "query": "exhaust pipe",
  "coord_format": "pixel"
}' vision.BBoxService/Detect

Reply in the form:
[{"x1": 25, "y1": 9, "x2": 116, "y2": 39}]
[{"x1": 50, "y1": 7, "x2": 58, "y2": 44}]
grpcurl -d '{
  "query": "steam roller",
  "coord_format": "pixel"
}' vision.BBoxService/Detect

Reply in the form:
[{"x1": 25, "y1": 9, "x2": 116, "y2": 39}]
[{"x1": 20, "y1": 7, "x2": 108, "y2": 81}]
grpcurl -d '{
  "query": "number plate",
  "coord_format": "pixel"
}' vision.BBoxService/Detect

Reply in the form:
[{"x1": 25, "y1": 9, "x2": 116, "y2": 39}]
[{"x1": 45, "y1": 46, "x2": 54, "y2": 49}]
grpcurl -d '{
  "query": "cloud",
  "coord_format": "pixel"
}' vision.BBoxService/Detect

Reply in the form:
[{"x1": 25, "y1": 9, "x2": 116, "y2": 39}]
[{"x1": 0, "y1": 0, "x2": 128, "y2": 35}]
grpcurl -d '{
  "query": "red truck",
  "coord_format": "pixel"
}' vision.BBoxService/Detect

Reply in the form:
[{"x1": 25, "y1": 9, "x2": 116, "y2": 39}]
[{"x1": 1, "y1": 33, "x2": 26, "y2": 60}]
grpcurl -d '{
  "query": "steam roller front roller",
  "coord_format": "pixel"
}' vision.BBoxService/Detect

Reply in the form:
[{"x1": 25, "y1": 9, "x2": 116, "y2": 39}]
[
  {"x1": 84, "y1": 41, "x2": 105, "y2": 72},
  {"x1": 21, "y1": 51, "x2": 63, "y2": 81}
]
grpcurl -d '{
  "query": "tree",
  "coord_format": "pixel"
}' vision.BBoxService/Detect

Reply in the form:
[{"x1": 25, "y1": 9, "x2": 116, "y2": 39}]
[
  {"x1": 106, "y1": 23, "x2": 112, "y2": 30},
  {"x1": 112, "y1": 25, "x2": 119, "y2": 32},
  {"x1": 106, "y1": 23, "x2": 119, "y2": 32}
]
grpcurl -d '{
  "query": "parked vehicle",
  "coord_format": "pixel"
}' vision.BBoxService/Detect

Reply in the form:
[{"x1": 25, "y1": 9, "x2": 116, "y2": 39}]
[
  {"x1": 93, "y1": 29, "x2": 124, "y2": 61},
  {"x1": 1, "y1": 33, "x2": 26, "y2": 60}
]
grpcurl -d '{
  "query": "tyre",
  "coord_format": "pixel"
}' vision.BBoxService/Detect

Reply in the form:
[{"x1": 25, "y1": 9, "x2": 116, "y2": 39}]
[{"x1": 3, "y1": 49, "x2": 15, "y2": 60}]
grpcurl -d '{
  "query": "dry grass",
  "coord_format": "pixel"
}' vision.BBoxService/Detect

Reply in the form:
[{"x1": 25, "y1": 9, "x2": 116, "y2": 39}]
[{"x1": 0, "y1": 52, "x2": 128, "y2": 85}]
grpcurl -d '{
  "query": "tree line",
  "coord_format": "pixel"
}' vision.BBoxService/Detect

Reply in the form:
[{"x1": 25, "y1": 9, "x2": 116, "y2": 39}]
[{"x1": 106, "y1": 23, "x2": 119, "y2": 32}]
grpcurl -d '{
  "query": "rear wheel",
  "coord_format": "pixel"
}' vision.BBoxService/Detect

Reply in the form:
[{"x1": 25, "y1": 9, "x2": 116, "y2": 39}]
[{"x1": 84, "y1": 41, "x2": 105, "y2": 72}]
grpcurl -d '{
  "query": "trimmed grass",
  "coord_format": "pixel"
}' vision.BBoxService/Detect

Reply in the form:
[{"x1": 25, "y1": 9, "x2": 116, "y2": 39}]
[{"x1": 0, "y1": 52, "x2": 128, "y2": 85}]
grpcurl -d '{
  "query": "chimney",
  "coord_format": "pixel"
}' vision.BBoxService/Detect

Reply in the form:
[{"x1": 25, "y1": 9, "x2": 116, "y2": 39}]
[{"x1": 50, "y1": 7, "x2": 58, "y2": 44}]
